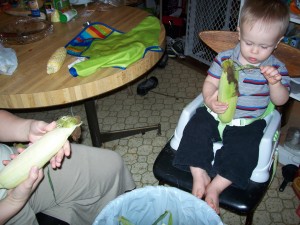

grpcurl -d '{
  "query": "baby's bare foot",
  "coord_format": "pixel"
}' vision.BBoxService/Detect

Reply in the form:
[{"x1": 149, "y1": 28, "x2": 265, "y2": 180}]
[
  {"x1": 190, "y1": 166, "x2": 211, "y2": 199},
  {"x1": 205, "y1": 185, "x2": 221, "y2": 214},
  {"x1": 205, "y1": 175, "x2": 232, "y2": 214}
]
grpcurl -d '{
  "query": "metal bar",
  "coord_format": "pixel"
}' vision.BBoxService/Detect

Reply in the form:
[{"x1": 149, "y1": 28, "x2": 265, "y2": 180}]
[
  {"x1": 84, "y1": 100, "x2": 102, "y2": 147},
  {"x1": 100, "y1": 124, "x2": 161, "y2": 143},
  {"x1": 84, "y1": 99, "x2": 161, "y2": 147}
]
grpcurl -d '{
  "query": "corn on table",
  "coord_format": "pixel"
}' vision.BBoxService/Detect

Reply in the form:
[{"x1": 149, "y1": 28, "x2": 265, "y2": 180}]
[{"x1": 0, "y1": 5, "x2": 165, "y2": 147}]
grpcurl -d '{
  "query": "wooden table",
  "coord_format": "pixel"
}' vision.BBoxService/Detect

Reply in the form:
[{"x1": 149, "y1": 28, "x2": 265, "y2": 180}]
[{"x1": 0, "y1": 5, "x2": 165, "y2": 146}]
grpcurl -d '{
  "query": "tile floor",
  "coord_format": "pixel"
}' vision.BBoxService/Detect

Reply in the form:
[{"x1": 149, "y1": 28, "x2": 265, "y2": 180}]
[{"x1": 13, "y1": 58, "x2": 299, "y2": 225}]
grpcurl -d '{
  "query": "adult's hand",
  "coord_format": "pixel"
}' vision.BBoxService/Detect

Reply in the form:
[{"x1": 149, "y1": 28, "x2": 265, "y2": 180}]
[
  {"x1": 28, "y1": 120, "x2": 71, "y2": 169},
  {"x1": 0, "y1": 167, "x2": 43, "y2": 225}
]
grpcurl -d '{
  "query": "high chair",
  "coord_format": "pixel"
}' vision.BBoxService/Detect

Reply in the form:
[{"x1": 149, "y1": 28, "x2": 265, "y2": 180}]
[{"x1": 153, "y1": 30, "x2": 300, "y2": 225}]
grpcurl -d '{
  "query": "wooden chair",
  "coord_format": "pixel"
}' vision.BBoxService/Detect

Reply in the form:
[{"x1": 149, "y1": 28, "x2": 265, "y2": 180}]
[
  {"x1": 153, "y1": 30, "x2": 300, "y2": 225},
  {"x1": 199, "y1": 30, "x2": 300, "y2": 77}
]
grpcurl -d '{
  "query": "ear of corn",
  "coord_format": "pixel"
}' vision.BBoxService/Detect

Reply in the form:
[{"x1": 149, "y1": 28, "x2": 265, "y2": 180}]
[
  {"x1": 47, "y1": 47, "x2": 67, "y2": 74},
  {"x1": 51, "y1": 9, "x2": 60, "y2": 23},
  {"x1": 0, "y1": 116, "x2": 81, "y2": 189},
  {"x1": 218, "y1": 59, "x2": 239, "y2": 123}
]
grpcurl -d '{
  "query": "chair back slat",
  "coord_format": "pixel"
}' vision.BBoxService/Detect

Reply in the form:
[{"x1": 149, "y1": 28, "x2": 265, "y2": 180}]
[{"x1": 199, "y1": 30, "x2": 300, "y2": 77}]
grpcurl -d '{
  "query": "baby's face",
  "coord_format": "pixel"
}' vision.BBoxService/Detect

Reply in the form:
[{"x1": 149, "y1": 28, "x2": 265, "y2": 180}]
[{"x1": 238, "y1": 21, "x2": 282, "y2": 65}]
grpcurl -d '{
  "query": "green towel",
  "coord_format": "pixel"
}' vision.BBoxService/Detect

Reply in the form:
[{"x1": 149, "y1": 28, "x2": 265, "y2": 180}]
[{"x1": 66, "y1": 16, "x2": 163, "y2": 77}]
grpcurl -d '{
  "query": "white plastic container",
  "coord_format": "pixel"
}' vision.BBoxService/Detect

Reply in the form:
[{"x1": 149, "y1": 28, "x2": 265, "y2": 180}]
[
  {"x1": 170, "y1": 93, "x2": 281, "y2": 183},
  {"x1": 278, "y1": 127, "x2": 300, "y2": 166},
  {"x1": 59, "y1": 9, "x2": 77, "y2": 23},
  {"x1": 278, "y1": 145, "x2": 300, "y2": 166}
]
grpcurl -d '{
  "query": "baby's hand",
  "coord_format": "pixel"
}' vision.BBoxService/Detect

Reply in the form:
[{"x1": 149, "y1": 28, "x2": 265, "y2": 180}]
[
  {"x1": 205, "y1": 91, "x2": 228, "y2": 114},
  {"x1": 260, "y1": 66, "x2": 282, "y2": 85}
]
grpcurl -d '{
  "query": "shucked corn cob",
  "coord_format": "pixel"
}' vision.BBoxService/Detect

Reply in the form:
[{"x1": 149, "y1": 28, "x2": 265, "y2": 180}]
[
  {"x1": 47, "y1": 47, "x2": 67, "y2": 74},
  {"x1": 218, "y1": 59, "x2": 239, "y2": 123},
  {"x1": 0, "y1": 116, "x2": 81, "y2": 189}
]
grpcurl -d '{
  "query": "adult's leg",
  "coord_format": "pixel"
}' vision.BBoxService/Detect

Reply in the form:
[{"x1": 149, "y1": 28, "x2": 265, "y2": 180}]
[{"x1": 7, "y1": 144, "x2": 135, "y2": 225}]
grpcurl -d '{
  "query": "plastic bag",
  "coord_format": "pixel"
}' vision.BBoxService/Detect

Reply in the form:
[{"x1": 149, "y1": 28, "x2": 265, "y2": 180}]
[
  {"x1": 98, "y1": 0, "x2": 124, "y2": 6},
  {"x1": 93, "y1": 186, "x2": 223, "y2": 225},
  {"x1": 95, "y1": 0, "x2": 124, "y2": 11},
  {"x1": 0, "y1": 44, "x2": 18, "y2": 76}
]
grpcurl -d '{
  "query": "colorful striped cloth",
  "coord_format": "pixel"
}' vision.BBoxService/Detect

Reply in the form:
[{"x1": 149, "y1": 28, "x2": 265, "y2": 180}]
[{"x1": 66, "y1": 23, "x2": 122, "y2": 57}]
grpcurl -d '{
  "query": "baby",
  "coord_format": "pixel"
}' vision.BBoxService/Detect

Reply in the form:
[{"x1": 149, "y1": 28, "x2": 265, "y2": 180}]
[{"x1": 174, "y1": 0, "x2": 291, "y2": 214}]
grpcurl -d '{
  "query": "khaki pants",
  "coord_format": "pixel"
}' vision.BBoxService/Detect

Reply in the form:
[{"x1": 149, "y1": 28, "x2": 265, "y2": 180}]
[{"x1": 6, "y1": 144, "x2": 135, "y2": 225}]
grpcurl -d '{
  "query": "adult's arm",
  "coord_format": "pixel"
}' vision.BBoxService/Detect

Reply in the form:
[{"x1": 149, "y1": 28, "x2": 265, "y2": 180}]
[{"x1": 0, "y1": 166, "x2": 43, "y2": 225}]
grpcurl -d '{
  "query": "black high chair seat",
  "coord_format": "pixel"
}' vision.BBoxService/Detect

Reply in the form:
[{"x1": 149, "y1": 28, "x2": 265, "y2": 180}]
[{"x1": 153, "y1": 142, "x2": 273, "y2": 225}]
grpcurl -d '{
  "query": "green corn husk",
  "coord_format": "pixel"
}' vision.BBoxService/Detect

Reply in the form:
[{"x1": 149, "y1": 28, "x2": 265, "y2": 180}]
[
  {"x1": 218, "y1": 59, "x2": 239, "y2": 123},
  {"x1": 118, "y1": 210, "x2": 173, "y2": 225},
  {"x1": 0, "y1": 116, "x2": 81, "y2": 189}
]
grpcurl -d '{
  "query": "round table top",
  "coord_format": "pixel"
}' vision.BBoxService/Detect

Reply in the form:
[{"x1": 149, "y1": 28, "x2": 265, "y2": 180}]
[{"x1": 0, "y1": 5, "x2": 165, "y2": 109}]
